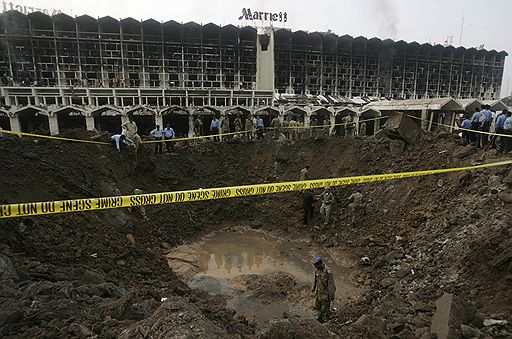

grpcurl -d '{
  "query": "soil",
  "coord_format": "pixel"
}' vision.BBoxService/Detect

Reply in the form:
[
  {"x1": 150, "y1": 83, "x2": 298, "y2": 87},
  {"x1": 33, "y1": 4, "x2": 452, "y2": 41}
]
[{"x1": 1, "y1": 130, "x2": 512, "y2": 338}]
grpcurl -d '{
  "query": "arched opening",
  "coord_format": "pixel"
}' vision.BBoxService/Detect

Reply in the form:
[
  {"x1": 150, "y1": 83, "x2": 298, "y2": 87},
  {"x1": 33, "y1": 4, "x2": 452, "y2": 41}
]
[
  {"x1": 311, "y1": 108, "x2": 331, "y2": 126},
  {"x1": 193, "y1": 107, "x2": 220, "y2": 136},
  {"x1": 127, "y1": 107, "x2": 156, "y2": 136},
  {"x1": 226, "y1": 106, "x2": 252, "y2": 132},
  {"x1": 0, "y1": 110, "x2": 11, "y2": 130},
  {"x1": 55, "y1": 107, "x2": 87, "y2": 131},
  {"x1": 254, "y1": 107, "x2": 279, "y2": 127},
  {"x1": 16, "y1": 107, "x2": 49, "y2": 134},
  {"x1": 162, "y1": 106, "x2": 190, "y2": 138},
  {"x1": 335, "y1": 109, "x2": 356, "y2": 136},
  {"x1": 92, "y1": 107, "x2": 123, "y2": 133},
  {"x1": 285, "y1": 107, "x2": 306, "y2": 124},
  {"x1": 360, "y1": 109, "x2": 381, "y2": 136}
]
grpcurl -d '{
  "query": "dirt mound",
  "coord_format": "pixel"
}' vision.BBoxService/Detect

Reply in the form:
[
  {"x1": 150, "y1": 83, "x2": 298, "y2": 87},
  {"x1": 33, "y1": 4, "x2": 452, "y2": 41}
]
[{"x1": 1, "y1": 132, "x2": 511, "y2": 337}]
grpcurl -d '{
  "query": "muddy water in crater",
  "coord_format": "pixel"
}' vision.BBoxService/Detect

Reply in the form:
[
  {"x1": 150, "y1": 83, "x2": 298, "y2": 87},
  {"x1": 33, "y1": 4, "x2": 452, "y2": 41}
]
[{"x1": 167, "y1": 229, "x2": 359, "y2": 321}]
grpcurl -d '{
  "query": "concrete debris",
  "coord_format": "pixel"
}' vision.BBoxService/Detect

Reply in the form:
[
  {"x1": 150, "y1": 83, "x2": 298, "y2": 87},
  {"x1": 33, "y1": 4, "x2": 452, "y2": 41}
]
[
  {"x1": 430, "y1": 293, "x2": 476, "y2": 339},
  {"x1": 384, "y1": 112, "x2": 423, "y2": 144}
]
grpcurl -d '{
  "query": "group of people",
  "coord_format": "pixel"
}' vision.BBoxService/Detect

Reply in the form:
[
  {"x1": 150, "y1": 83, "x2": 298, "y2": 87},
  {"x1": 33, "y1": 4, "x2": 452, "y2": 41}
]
[
  {"x1": 459, "y1": 105, "x2": 512, "y2": 153},
  {"x1": 300, "y1": 164, "x2": 365, "y2": 228}
]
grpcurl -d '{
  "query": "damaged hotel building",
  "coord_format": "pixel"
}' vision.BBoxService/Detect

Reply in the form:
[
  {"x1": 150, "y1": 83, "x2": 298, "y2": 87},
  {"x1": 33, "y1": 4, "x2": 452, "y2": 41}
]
[{"x1": 0, "y1": 10, "x2": 507, "y2": 134}]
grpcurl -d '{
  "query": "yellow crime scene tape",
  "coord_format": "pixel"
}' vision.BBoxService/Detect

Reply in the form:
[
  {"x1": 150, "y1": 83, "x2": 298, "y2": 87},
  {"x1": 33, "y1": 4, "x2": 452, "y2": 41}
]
[
  {"x1": 0, "y1": 129, "x2": 110, "y2": 145},
  {"x1": 407, "y1": 115, "x2": 512, "y2": 139},
  {"x1": 1, "y1": 159, "x2": 511, "y2": 219}
]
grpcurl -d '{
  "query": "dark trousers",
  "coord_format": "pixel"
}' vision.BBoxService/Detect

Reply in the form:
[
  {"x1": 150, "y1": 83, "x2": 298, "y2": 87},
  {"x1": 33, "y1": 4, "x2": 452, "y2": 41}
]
[
  {"x1": 154, "y1": 139, "x2": 163, "y2": 154},
  {"x1": 481, "y1": 122, "x2": 490, "y2": 147},
  {"x1": 503, "y1": 130, "x2": 512, "y2": 153},
  {"x1": 470, "y1": 122, "x2": 481, "y2": 145},
  {"x1": 257, "y1": 127, "x2": 264, "y2": 140},
  {"x1": 303, "y1": 193, "x2": 314, "y2": 225},
  {"x1": 211, "y1": 127, "x2": 219, "y2": 141},
  {"x1": 491, "y1": 127, "x2": 504, "y2": 150},
  {"x1": 165, "y1": 137, "x2": 175, "y2": 153},
  {"x1": 462, "y1": 130, "x2": 471, "y2": 143}
]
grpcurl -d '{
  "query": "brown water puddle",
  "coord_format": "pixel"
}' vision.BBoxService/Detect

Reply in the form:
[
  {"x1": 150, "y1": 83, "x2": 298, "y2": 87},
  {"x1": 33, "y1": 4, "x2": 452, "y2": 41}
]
[{"x1": 166, "y1": 229, "x2": 360, "y2": 321}]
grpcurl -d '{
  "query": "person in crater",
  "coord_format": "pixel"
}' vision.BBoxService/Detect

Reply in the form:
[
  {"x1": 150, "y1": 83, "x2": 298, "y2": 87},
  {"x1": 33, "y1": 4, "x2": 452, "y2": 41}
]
[{"x1": 311, "y1": 256, "x2": 336, "y2": 323}]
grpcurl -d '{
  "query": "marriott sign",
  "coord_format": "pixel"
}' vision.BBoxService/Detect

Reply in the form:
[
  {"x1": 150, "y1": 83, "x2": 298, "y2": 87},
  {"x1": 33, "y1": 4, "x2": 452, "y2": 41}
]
[{"x1": 238, "y1": 8, "x2": 288, "y2": 23}]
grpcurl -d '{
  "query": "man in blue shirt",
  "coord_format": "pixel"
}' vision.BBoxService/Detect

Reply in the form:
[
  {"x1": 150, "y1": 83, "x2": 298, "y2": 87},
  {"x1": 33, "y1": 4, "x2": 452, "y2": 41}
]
[
  {"x1": 492, "y1": 110, "x2": 508, "y2": 152},
  {"x1": 503, "y1": 111, "x2": 512, "y2": 153},
  {"x1": 150, "y1": 124, "x2": 164, "y2": 155},
  {"x1": 479, "y1": 105, "x2": 493, "y2": 148},
  {"x1": 210, "y1": 117, "x2": 220, "y2": 142},
  {"x1": 111, "y1": 134, "x2": 134, "y2": 152},
  {"x1": 163, "y1": 124, "x2": 175, "y2": 153},
  {"x1": 461, "y1": 116, "x2": 472, "y2": 143},
  {"x1": 256, "y1": 116, "x2": 265, "y2": 140},
  {"x1": 470, "y1": 107, "x2": 482, "y2": 146}
]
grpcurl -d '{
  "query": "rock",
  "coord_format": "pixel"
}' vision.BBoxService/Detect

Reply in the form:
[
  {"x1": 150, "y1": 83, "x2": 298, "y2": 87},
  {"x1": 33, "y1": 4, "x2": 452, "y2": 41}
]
[
  {"x1": 453, "y1": 145, "x2": 477, "y2": 158},
  {"x1": 389, "y1": 139, "x2": 406, "y2": 156},
  {"x1": 498, "y1": 191, "x2": 512, "y2": 203},
  {"x1": 118, "y1": 297, "x2": 230, "y2": 338},
  {"x1": 354, "y1": 314, "x2": 387, "y2": 333},
  {"x1": 430, "y1": 293, "x2": 476, "y2": 339},
  {"x1": 483, "y1": 318, "x2": 508, "y2": 326},
  {"x1": 81, "y1": 269, "x2": 105, "y2": 285},
  {"x1": 503, "y1": 171, "x2": 512, "y2": 185},
  {"x1": 460, "y1": 324, "x2": 479, "y2": 338},
  {"x1": 0, "y1": 302, "x2": 23, "y2": 327},
  {"x1": 415, "y1": 302, "x2": 434, "y2": 312},
  {"x1": 0, "y1": 254, "x2": 18, "y2": 283},
  {"x1": 257, "y1": 318, "x2": 332, "y2": 338},
  {"x1": 319, "y1": 235, "x2": 327, "y2": 243},
  {"x1": 380, "y1": 278, "x2": 396, "y2": 289}
]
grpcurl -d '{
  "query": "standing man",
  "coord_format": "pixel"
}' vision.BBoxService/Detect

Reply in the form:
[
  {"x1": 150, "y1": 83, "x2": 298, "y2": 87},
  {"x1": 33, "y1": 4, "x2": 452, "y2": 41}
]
[
  {"x1": 479, "y1": 105, "x2": 493, "y2": 148},
  {"x1": 311, "y1": 257, "x2": 336, "y2": 323},
  {"x1": 221, "y1": 116, "x2": 231, "y2": 140},
  {"x1": 493, "y1": 110, "x2": 508, "y2": 151},
  {"x1": 150, "y1": 125, "x2": 164, "y2": 155},
  {"x1": 461, "y1": 115, "x2": 472, "y2": 143},
  {"x1": 303, "y1": 190, "x2": 315, "y2": 225},
  {"x1": 130, "y1": 188, "x2": 149, "y2": 221},
  {"x1": 503, "y1": 111, "x2": 512, "y2": 154},
  {"x1": 233, "y1": 114, "x2": 243, "y2": 139},
  {"x1": 121, "y1": 116, "x2": 142, "y2": 151},
  {"x1": 317, "y1": 187, "x2": 335, "y2": 225},
  {"x1": 359, "y1": 121, "x2": 367, "y2": 136},
  {"x1": 470, "y1": 107, "x2": 482, "y2": 146},
  {"x1": 194, "y1": 116, "x2": 203, "y2": 137},
  {"x1": 163, "y1": 124, "x2": 175, "y2": 153},
  {"x1": 348, "y1": 188, "x2": 364, "y2": 226},
  {"x1": 256, "y1": 116, "x2": 265, "y2": 140},
  {"x1": 270, "y1": 114, "x2": 282, "y2": 140},
  {"x1": 244, "y1": 114, "x2": 253, "y2": 140},
  {"x1": 210, "y1": 116, "x2": 220, "y2": 142}
]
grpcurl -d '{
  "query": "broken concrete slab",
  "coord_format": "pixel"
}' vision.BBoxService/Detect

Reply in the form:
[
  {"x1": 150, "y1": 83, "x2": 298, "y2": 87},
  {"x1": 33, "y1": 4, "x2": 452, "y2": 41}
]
[
  {"x1": 385, "y1": 112, "x2": 423, "y2": 144},
  {"x1": 430, "y1": 293, "x2": 476, "y2": 339}
]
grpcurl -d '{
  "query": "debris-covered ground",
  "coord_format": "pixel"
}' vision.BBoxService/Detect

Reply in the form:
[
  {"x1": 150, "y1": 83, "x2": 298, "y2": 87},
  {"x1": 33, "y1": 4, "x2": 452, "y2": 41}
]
[{"x1": 1, "y1": 129, "x2": 512, "y2": 338}]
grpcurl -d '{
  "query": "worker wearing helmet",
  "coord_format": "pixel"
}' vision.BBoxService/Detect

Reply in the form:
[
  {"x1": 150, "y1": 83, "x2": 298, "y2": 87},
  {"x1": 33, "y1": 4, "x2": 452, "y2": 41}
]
[{"x1": 311, "y1": 257, "x2": 336, "y2": 323}]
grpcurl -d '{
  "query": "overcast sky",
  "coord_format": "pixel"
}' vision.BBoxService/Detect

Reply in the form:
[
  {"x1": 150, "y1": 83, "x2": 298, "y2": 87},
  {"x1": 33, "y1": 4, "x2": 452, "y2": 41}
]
[{"x1": 10, "y1": 0, "x2": 512, "y2": 97}]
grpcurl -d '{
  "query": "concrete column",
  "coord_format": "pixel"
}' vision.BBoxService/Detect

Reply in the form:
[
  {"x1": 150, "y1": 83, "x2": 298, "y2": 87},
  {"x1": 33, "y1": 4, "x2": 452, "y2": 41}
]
[
  {"x1": 9, "y1": 116, "x2": 20, "y2": 132},
  {"x1": 85, "y1": 116, "x2": 95, "y2": 131},
  {"x1": 188, "y1": 114, "x2": 194, "y2": 138},
  {"x1": 155, "y1": 114, "x2": 163, "y2": 128},
  {"x1": 420, "y1": 109, "x2": 428, "y2": 130},
  {"x1": 120, "y1": 115, "x2": 129, "y2": 125},
  {"x1": 48, "y1": 115, "x2": 59, "y2": 135}
]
